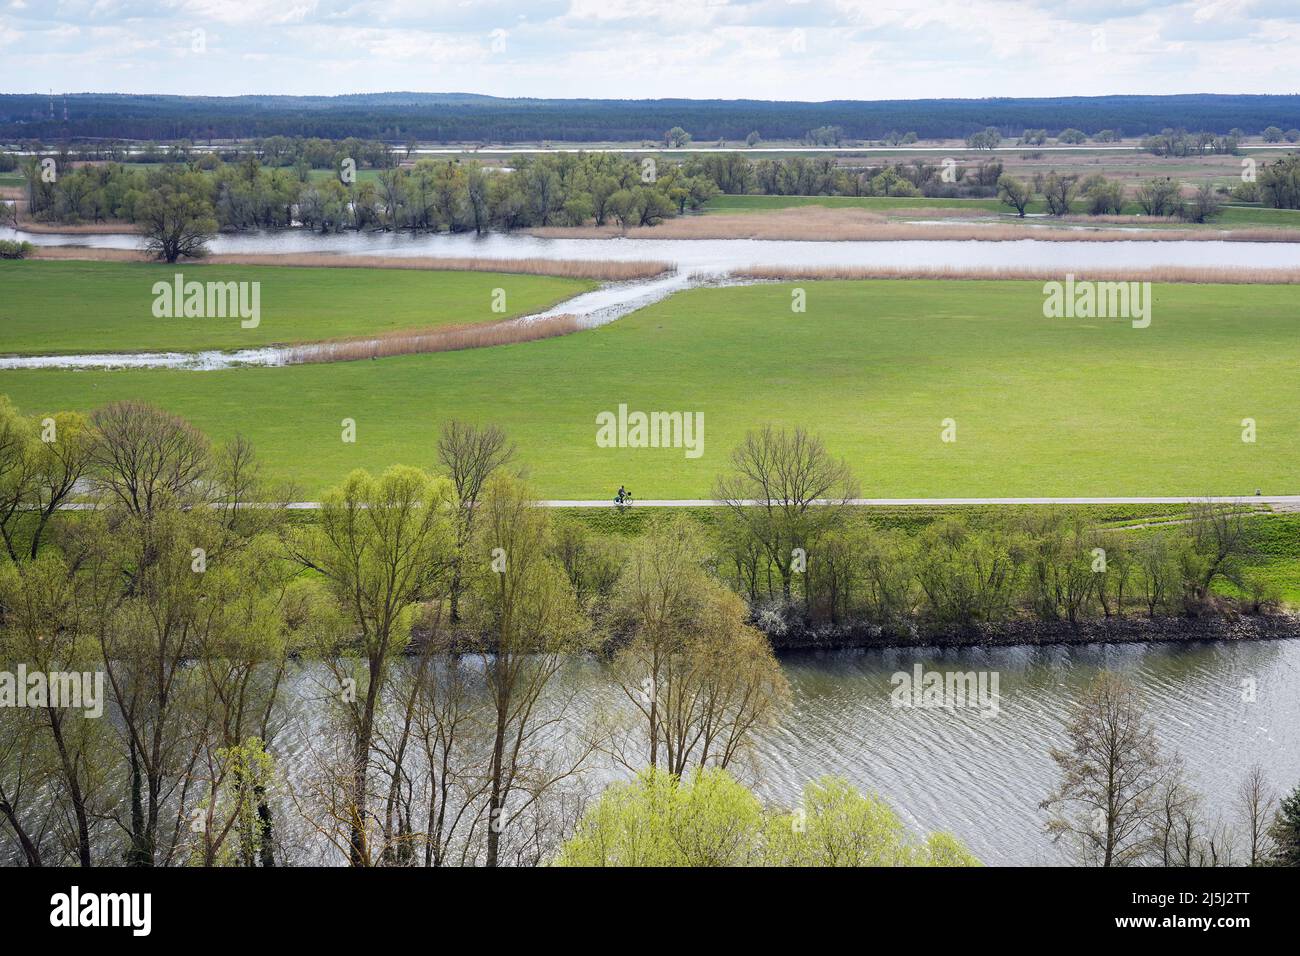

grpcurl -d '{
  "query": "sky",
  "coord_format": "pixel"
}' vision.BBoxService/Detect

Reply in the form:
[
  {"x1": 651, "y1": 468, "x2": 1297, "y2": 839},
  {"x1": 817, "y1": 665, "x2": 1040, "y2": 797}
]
[{"x1": 0, "y1": 0, "x2": 1297, "y2": 101}]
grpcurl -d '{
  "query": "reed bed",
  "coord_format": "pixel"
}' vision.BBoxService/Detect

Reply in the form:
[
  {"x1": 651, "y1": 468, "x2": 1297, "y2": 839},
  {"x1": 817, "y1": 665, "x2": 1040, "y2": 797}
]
[
  {"x1": 31, "y1": 246, "x2": 148, "y2": 261},
  {"x1": 26, "y1": 248, "x2": 672, "y2": 279},
  {"x1": 287, "y1": 314, "x2": 580, "y2": 365},
  {"x1": 529, "y1": 207, "x2": 1300, "y2": 242},
  {"x1": 531, "y1": 207, "x2": 890, "y2": 240},
  {"x1": 731, "y1": 264, "x2": 1300, "y2": 285},
  {"x1": 15, "y1": 218, "x2": 143, "y2": 234}
]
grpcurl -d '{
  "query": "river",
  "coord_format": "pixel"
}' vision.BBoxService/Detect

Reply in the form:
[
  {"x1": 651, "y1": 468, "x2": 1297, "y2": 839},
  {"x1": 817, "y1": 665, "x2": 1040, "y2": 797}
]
[
  {"x1": 7, "y1": 225, "x2": 1300, "y2": 274},
  {"x1": 266, "y1": 638, "x2": 1300, "y2": 866}
]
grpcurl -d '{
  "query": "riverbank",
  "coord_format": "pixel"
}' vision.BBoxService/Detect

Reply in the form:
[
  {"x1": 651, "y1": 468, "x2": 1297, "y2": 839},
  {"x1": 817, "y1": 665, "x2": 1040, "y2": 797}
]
[{"x1": 763, "y1": 611, "x2": 1300, "y2": 651}]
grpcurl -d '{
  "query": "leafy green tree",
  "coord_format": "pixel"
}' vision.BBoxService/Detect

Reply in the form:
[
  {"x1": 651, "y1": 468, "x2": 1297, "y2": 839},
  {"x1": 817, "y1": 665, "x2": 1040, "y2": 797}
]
[
  {"x1": 1259, "y1": 154, "x2": 1300, "y2": 209},
  {"x1": 288, "y1": 466, "x2": 454, "y2": 865},
  {"x1": 462, "y1": 474, "x2": 590, "y2": 867},
  {"x1": 1080, "y1": 174, "x2": 1125, "y2": 215},
  {"x1": 555, "y1": 767, "x2": 764, "y2": 867},
  {"x1": 997, "y1": 173, "x2": 1032, "y2": 216},
  {"x1": 556, "y1": 769, "x2": 978, "y2": 867},
  {"x1": 766, "y1": 777, "x2": 979, "y2": 866},
  {"x1": 665, "y1": 126, "x2": 692, "y2": 148},
  {"x1": 137, "y1": 171, "x2": 218, "y2": 262},
  {"x1": 1135, "y1": 177, "x2": 1181, "y2": 217},
  {"x1": 966, "y1": 127, "x2": 1002, "y2": 149},
  {"x1": 608, "y1": 518, "x2": 789, "y2": 774}
]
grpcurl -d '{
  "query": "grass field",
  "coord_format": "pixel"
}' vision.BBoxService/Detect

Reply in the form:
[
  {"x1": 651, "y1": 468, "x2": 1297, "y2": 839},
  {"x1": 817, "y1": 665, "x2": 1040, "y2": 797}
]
[
  {"x1": 0, "y1": 261, "x2": 593, "y2": 353},
  {"x1": 1, "y1": 279, "x2": 1295, "y2": 499}
]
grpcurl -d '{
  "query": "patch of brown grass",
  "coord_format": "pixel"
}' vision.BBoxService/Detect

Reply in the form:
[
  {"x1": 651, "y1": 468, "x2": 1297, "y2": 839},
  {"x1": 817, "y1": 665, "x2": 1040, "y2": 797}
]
[
  {"x1": 30, "y1": 246, "x2": 148, "y2": 262},
  {"x1": 530, "y1": 207, "x2": 1300, "y2": 242},
  {"x1": 732, "y1": 265, "x2": 1300, "y2": 285},
  {"x1": 26, "y1": 247, "x2": 671, "y2": 280},
  {"x1": 14, "y1": 218, "x2": 142, "y2": 235},
  {"x1": 530, "y1": 207, "x2": 890, "y2": 240},
  {"x1": 287, "y1": 314, "x2": 580, "y2": 364}
]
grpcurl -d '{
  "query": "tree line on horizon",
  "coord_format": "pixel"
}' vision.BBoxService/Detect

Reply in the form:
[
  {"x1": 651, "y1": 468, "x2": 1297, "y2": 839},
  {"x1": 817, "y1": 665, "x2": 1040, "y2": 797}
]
[{"x1": 5, "y1": 92, "x2": 1300, "y2": 145}]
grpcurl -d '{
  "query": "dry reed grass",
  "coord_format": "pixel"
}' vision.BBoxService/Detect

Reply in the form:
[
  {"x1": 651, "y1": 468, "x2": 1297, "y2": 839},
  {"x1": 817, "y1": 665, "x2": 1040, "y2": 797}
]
[
  {"x1": 26, "y1": 247, "x2": 671, "y2": 279},
  {"x1": 30, "y1": 246, "x2": 149, "y2": 262},
  {"x1": 531, "y1": 207, "x2": 1300, "y2": 243},
  {"x1": 732, "y1": 264, "x2": 1300, "y2": 284},
  {"x1": 287, "y1": 314, "x2": 580, "y2": 364},
  {"x1": 15, "y1": 218, "x2": 143, "y2": 235},
  {"x1": 530, "y1": 207, "x2": 889, "y2": 240}
]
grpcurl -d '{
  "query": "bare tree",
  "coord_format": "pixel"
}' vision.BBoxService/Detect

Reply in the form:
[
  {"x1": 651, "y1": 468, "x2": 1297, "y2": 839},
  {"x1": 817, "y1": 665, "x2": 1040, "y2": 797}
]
[
  {"x1": 1042, "y1": 172, "x2": 1077, "y2": 216},
  {"x1": 1042, "y1": 671, "x2": 1175, "y2": 866},
  {"x1": 714, "y1": 426, "x2": 858, "y2": 603},
  {"x1": 1237, "y1": 764, "x2": 1276, "y2": 866},
  {"x1": 437, "y1": 421, "x2": 516, "y2": 622},
  {"x1": 1149, "y1": 763, "x2": 1235, "y2": 866},
  {"x1": 89, "y1": 401, "x2": 211, "y2": 517},
  {"x1": 1182, "y1": 500, "x2": 1250, "y2": 608}
]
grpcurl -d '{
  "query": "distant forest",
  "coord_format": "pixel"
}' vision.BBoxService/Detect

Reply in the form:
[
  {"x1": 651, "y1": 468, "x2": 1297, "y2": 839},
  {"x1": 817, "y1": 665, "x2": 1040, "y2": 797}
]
[{"x1": 3, "y1": 93, "x2": 1300, "y2": 144}]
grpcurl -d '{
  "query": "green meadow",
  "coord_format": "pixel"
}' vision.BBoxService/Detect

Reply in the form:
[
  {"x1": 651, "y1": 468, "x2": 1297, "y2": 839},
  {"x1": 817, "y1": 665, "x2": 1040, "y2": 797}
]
[
  {"x1": 0, "y1": 260, "x2": 593, "y2": 354},
  {"x1": 1, "y1": 278, "x2": 1296, "y2": 499}
]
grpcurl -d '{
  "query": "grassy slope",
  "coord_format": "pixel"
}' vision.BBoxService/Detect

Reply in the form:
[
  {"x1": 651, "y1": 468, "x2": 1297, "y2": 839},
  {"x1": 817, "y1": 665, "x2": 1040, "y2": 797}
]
[
  {"x1": 0, "y1": 260, "x2": 594, "y2": 354},
  {"x1": 0, "y1": 279, "x2": 1296, "y2": 499},
  {"x1": 1235, "y1": 513, "x2": 1300, "y2": 603}
]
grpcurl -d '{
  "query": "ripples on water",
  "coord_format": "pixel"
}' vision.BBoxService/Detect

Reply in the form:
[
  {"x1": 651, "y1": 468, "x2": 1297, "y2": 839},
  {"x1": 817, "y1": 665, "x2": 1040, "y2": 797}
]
[
  {"x1": 756, "y1": 641, "x2": 1300, "y2": 865},
  {"x1": 6, "y1": 226, "x2": 1300, "y2": 273},
  {"x1": 265, "y1": 640, "x2": 1300, "y2": 866}
]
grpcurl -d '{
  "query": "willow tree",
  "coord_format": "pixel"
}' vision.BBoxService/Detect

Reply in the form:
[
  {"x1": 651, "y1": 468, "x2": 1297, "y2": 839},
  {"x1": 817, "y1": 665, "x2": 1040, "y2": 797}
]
[
  {"x1": 288, "y1": 466, "x2": 454, "y2": 865},
  {"x1": 462, "y1": 474, "x2": 590, "y2": 867},
  {"x1": 0, "y1": 399, "x2": 94, "y2": 562},
  {"x1": 608, "y1": 518, "x2": 789, "y2": 775}
]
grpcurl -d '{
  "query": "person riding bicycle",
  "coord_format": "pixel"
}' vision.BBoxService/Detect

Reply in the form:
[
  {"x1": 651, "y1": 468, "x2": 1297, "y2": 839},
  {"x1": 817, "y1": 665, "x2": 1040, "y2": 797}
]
[{"x1": 615, "y1": 485, "x2": 630, "y2": 505}]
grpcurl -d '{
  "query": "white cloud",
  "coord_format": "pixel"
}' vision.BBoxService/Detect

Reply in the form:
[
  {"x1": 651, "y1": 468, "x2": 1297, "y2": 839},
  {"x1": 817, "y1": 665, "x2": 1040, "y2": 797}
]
[{"x1": 0, "y1": 0, "x2": 1295, "y2": 97}]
